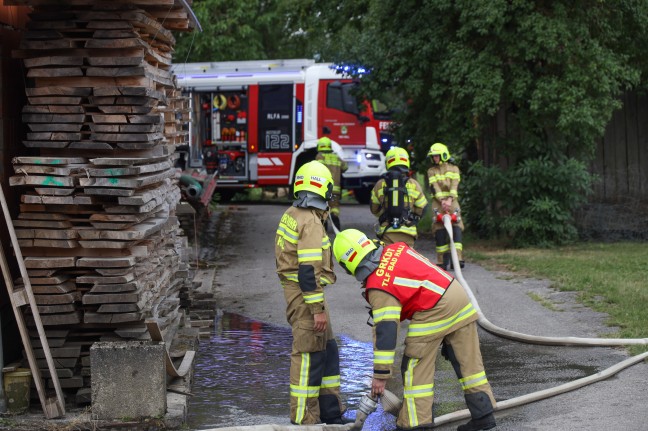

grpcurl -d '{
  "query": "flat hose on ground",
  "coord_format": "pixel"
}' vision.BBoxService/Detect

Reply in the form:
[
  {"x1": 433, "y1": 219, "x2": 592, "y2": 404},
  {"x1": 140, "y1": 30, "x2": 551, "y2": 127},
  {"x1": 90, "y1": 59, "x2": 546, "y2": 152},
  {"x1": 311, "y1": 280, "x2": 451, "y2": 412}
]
[{"x1": 428, "y1": 215, "x2": 648, "y2": 428}]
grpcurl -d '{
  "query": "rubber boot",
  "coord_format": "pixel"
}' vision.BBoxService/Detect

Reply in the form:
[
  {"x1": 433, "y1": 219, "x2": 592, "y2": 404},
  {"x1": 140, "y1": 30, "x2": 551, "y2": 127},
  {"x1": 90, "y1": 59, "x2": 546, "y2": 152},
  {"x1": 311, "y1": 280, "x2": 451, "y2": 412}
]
[
  {"x1": 456, "y1": 413, "x2": 496, "y2": 431},
  {"x1": 443, "y1": 253, "x2": 451, "y2": 270}
]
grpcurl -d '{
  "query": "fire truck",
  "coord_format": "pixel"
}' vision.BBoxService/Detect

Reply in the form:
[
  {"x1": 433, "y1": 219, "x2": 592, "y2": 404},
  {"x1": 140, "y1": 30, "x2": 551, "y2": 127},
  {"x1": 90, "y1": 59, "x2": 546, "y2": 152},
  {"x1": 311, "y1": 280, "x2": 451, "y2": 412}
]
[{"x1": 172, "y1": 59, "x2": 393, "y2": 203}]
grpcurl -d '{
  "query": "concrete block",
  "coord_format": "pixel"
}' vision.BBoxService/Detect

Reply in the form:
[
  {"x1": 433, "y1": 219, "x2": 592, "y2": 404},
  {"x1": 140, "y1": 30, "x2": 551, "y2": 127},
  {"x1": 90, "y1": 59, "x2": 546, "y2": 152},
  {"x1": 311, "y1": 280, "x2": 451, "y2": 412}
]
[{"x1": 91, "y1": 341, "x2": 167, "y2": 420}]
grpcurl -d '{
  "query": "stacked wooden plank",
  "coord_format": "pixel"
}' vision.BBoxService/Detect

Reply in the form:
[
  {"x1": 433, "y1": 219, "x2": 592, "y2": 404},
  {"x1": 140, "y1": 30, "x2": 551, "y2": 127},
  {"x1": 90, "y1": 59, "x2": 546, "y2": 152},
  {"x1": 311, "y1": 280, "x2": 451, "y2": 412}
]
[{"x1": 8, "y1": 0, "x2": 194, "y2": 404}]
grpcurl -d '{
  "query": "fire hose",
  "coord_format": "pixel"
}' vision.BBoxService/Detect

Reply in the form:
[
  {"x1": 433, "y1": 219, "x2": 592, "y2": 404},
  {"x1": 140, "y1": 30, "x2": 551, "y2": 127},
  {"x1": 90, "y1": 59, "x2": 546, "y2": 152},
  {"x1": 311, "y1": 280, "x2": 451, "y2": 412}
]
[
  {"x1": 428, "y1": 214, "x2": 648, "y2": 427},
  {"x1": 346, "y1": 214, "x2": 648, "y2": 429}
]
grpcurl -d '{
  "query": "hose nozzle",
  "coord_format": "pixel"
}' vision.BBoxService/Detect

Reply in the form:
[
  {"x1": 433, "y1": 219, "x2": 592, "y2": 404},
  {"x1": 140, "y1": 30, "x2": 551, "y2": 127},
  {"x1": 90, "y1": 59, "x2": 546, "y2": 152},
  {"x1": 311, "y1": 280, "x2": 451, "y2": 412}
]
[
  {"x1": 347, "y1": 394, "x2": 378, "y2": 430},
  {"x1": 358, "y1": 394, "x2": 378, "y2": 416}
]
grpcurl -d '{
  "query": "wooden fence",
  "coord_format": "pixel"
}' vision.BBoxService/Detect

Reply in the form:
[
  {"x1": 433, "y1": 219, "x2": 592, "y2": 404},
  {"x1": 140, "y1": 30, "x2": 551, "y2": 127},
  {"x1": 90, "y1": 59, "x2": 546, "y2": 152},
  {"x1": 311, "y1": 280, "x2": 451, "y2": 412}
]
[{"x1": 592, "y1": 91, "x2": 648, "y2": 202}]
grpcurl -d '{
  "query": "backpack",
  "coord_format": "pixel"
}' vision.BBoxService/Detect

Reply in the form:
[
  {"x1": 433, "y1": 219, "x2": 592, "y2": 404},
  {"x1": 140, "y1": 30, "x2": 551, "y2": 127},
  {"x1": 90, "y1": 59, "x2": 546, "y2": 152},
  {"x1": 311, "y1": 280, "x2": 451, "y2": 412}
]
[{"x1": 379, "y1": 170, "x2": 411, "y2": 228}]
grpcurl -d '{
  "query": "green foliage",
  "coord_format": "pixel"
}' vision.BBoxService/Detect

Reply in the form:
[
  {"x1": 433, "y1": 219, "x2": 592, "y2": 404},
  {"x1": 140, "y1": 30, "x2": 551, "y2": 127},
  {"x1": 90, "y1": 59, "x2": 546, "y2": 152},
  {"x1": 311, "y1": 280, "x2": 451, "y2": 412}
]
[
  {"x1": 462, "y1": 156, "x2": 592, "y2": 246},
  {"x1": 174, "y1": 0, "x2": 308, "y2": 62}
]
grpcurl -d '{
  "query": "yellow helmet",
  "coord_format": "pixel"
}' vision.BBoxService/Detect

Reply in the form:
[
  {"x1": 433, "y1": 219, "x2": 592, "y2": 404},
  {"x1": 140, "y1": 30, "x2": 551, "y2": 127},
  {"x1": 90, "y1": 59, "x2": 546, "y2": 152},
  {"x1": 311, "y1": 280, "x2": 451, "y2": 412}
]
[
  {"x1": 317, "y1": 136, "x2": 332, "y2": 152},
  {"x1": 427, "y1": 142, "x2": 450, "y2": 163},
  {"x1": 333, "y1": 229, "x2": 378, "y2": 276},
  {"x1": 293, "y1": 160, "x2": 333, "y2": 200},
  {"x1": 385, "y1": 147, "x2": 410, "y2": 170}
]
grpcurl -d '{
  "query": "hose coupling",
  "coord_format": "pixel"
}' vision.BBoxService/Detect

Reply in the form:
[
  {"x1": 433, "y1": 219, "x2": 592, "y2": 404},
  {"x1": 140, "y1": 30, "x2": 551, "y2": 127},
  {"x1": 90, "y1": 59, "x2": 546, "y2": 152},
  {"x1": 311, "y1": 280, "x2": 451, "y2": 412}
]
[{"x1": 357, "y1": 394, "x2": 378, "y2": 416}]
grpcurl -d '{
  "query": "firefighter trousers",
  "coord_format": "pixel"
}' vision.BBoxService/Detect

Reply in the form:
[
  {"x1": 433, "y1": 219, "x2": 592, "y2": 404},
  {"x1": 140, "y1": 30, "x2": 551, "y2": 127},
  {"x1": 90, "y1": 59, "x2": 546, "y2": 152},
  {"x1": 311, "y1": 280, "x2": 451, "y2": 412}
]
[
  {"x1": 284, "y1": 287, "x2": 345, "y2": 424},
  {"x1": 398, "y1": 322, "x2": 496, "y2": 429}
]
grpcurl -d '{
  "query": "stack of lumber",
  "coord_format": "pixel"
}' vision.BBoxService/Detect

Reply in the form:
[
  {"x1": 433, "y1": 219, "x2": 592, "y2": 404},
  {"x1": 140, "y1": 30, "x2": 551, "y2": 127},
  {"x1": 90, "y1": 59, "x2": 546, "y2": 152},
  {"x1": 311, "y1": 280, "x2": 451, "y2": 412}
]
[{"x1": 7, "y1": 0, "x2": 195, "y2": 404}]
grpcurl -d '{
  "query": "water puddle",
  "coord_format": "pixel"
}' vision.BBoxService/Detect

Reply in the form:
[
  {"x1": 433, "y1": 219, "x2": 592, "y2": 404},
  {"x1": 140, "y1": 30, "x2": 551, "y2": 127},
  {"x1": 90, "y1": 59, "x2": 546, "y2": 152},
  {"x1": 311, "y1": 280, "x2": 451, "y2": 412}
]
[
  {"x1": 188, "y1": 311, "x2": 396, "y2": 430},
  {"x1": 186, "y1": 311, "x2": 604, "y2": 430}
]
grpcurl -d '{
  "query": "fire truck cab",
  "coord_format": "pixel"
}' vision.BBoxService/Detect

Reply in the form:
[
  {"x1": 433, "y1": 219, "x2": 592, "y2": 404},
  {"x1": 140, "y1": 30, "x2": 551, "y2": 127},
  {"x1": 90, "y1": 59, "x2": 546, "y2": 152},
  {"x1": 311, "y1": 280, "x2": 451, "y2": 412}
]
[{"x1": 172, "y1": 59, "x2": 392, "y2": 202}]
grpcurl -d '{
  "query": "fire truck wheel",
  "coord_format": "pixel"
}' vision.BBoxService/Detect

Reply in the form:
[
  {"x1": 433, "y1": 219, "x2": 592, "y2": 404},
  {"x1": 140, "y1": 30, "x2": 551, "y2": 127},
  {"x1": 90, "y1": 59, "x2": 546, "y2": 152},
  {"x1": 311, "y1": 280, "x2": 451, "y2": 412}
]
[{"x1": 354, "y1": 186, "x2": 372, "y2": 204}]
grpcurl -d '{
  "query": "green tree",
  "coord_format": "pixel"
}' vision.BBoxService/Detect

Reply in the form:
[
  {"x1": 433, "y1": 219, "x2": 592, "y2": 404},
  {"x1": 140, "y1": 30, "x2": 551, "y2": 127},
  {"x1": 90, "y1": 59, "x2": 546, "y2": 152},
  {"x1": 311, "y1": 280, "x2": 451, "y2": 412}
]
[
  {"x1": 327, "y1": 0, "x2": 648, "y2": 245},
  {"x1": 174, "y1": 0, "x2": 307, "y2": 62}
]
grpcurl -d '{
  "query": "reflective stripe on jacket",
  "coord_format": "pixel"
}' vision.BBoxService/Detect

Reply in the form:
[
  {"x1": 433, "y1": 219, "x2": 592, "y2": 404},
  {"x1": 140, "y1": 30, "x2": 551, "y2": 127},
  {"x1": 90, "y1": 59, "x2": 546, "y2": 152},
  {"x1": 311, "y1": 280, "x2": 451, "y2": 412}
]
[
  {"x1": 275, "y1": 206, "x2": 336, "y2": 314},
  {"x1": 365, "y1": 243, "x2": 454, "y2": 320}
]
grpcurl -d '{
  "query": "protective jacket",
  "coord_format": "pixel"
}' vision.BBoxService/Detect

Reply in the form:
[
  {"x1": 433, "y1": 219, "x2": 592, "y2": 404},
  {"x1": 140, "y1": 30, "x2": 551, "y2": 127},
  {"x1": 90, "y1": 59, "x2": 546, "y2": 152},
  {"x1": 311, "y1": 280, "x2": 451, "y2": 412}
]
[
  {"x1": 276, "y1": 206, "x2": 335, "y2": 314},
  {"x1": 427, "y1": 162, "x2": 460, "y2": 202},
  {"x1": 316, "y1": 151, "x2": 347, "y2": 195},
  {"x1": 366, "y1": 242, "x2": 453, "y2": 321},
  {"x1": 275, "y1": 205, "x2": 344, "y2": 424},
  {"x1": 370, "y1": 175, "x2": 427, "y2": 244}
]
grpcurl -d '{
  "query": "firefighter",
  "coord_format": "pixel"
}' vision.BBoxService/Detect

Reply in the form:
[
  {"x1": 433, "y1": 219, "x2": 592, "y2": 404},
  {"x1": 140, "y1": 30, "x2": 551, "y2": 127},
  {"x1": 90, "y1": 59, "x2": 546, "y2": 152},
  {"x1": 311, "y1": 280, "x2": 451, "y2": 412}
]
[
  {"x1": 427, "y1": 142, "x2": 465, "y2": 270},
  {"x1": 370, "y1": 147, "x2": 428, "y2": 247},
  {"x1": 275, "y1": 160, "x2": 349, "y2": 425},
  {"x1": 316, "y1": 136, "x2": 347, "y2": 231},
  {"x1": 332, "y1": 229, "x2": 497, "y2": 431}
]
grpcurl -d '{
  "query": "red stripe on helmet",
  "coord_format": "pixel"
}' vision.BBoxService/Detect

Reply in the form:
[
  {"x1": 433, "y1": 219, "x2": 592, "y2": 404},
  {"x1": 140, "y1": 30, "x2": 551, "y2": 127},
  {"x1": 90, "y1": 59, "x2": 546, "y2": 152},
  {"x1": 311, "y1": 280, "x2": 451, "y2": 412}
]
[
  {"x1": 295, "y1": 180, "x2": 304, "y2": 186},
  {"x1": 361, "y1": 240, "x2": 371, "y2": 247},
  {"x1": 347, "y1": 250, "x2": 358, "y2": 262},
  {"x1": 310, "y1": 180, "x2": 323, "y2": 188}
]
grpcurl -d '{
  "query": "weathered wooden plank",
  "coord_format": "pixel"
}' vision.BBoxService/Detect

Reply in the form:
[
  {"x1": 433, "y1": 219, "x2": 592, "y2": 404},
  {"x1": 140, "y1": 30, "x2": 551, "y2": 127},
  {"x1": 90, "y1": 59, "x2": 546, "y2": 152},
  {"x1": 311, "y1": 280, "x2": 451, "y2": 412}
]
[
  {"x1": 26, "y1": 87, "x2": 91, "y2": 97},
  {"x1": 22, "y1": 141, "x2": 70, "y2": 149},
  {"x1": 17, "y1": 274, "x2": 70, "y2": 285},
  {"x1": 24, "y1": 257, "x2": 76, "y2": 269},
  {"x1": 34, "y1": 292, "x2": 80, "y2": 305},
  {"x1": 33, "y1": 188, "x2": 75, "y2": 196},
  {"x1": 35, "y1": 76, "x2": 155, "y2": 89},
  {"x1": 28, "y1": 97, "x2": 83, "y2": 105},
  {"x1": 89, "y1": 155, "x2": 169, "y2": 166},
  {"x1": 23, "y1": 105, "x2": 85, "y2": 114},
  {"x1": 84, "y1": 312, "x2": 142, "y2": 324},
  {"x1": 27, "y1": 68, "x2": 84, "y2": 78},
  {"x1": 79, "y1": 168, "x2": 174, "y2": 188},
  {"x1": 38, "y1": 304, "x2": 77, "y2": 314},
  {"x1": 34, "y1": 312, "x2": 82, "y2": 326},
  {"x1": 89, "y1": 281, "x2": 140, "y2": 294},
  {"x1": 23, "y1": 113, "x2": 85, "y2": 123},
  {"x1": 97, "y1": 105, "x2": 152, "y2": 114},
  {"x1": 78, "y1": 217, "x2": 166, "y2": 241},
  {"x1": 82, "y1": 292, "x2": 139, "y2": 305},
  {"x1": 12, "y1": 219, "x2": 74, "y2": 229},
  {"x1": 28, "y1": 124, "x2": 83, "y2": 132},
  {"x1": 76, "y1": 256, "x2": 137, "y2": 268},
  {"x1": 32, "y1": 282, "x2": 76, "y2": 295},
  {"x1": 68, "y1": 141, "x2": 114, "y2": 150},
  {"x1": 76, "y1": 272, "x2": 135, "y2": 284},
  {"x1": 85, "y1": 160, "x2": 171, "y2": 176},
  {"x1": 27, "y1": 132, "x2": 81, "y2": 140},
  {"x1": 89, "y1": 132, "x2": 163, "y2": 143},
  {"x1": 96, "y1": 303, "x2": 140, "y2": 313}
]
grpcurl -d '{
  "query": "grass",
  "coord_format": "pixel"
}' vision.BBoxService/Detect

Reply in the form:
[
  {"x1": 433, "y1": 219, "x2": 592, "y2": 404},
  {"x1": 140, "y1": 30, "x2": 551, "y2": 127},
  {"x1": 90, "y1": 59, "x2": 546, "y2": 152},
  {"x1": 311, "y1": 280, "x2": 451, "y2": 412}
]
[{"x1": 465, "y1": 240, "x2": 648, "y2": 355}]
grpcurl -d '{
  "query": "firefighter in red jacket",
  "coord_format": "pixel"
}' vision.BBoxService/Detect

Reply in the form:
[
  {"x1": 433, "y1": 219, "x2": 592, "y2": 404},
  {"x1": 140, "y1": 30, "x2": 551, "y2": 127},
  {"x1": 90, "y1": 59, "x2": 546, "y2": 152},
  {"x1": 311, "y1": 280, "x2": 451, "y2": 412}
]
[
  {"x1": 316, "y1": 136, "x2": 347, "y2": 231},
  {"x1": 332, "y1": 229, "x2": 496, "y2": 431},
  {"x1": 275, "y1": 161, "x2": 349, "y2": 425}
]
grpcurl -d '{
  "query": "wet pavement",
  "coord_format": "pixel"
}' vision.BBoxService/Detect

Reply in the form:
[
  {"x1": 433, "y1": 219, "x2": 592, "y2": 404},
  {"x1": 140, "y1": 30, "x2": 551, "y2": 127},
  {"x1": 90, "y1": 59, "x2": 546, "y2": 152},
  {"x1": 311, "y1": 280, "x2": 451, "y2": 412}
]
[{"x1": 184, "y1": 202, "x2": 648, "y2": 431}]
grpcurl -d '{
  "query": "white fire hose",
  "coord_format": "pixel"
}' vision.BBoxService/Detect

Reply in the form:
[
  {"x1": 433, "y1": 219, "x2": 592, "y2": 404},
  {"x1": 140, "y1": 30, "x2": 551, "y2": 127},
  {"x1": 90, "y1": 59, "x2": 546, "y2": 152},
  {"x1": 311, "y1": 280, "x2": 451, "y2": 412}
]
[{"x1": 428, "y1": 215, "x2": 648, "y2": 427}]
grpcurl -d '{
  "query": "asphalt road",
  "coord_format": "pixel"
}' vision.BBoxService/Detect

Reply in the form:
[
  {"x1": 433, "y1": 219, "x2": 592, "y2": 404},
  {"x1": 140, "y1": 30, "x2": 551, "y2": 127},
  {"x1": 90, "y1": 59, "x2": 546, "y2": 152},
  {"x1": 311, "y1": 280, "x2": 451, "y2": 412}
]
[{"x1": 206, "y1": 201, "x2": 648, "y2": 431}]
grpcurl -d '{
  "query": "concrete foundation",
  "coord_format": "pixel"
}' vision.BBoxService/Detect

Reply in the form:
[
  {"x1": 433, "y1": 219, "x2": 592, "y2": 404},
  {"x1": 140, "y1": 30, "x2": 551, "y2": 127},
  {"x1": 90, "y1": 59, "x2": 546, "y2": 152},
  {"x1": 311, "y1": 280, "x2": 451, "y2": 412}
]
[{"x1": 91, "y1": 341, "x2": 167, "y2": 420}]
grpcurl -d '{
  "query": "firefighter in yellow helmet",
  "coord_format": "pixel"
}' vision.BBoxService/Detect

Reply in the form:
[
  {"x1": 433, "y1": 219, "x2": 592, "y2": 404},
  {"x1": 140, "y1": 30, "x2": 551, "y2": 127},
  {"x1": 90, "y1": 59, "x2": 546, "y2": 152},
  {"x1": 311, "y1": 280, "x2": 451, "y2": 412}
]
[
  {"x1": 427, "y1": 142, "x2": 465, "y2": 270},
  {"x1": 370, "y1": 147, "x2": 428, "y2": 247},
  {"x1": 316, "y1": 136, "x2": 348, "y2": 231},
  {"x1": 275, "y1": 160, "x2": 349, "y2": 425},
  {"x1": 332, "y1": 229, "x2": 496, "y2": 431}
]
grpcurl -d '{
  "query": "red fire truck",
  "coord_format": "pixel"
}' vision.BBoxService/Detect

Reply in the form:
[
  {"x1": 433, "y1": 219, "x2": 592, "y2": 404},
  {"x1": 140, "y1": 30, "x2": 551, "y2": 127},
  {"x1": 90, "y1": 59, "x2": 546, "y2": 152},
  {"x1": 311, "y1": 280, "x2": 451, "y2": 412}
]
[{"x1": 172, "y1": 59, "x2": 394, "y2": 202}]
